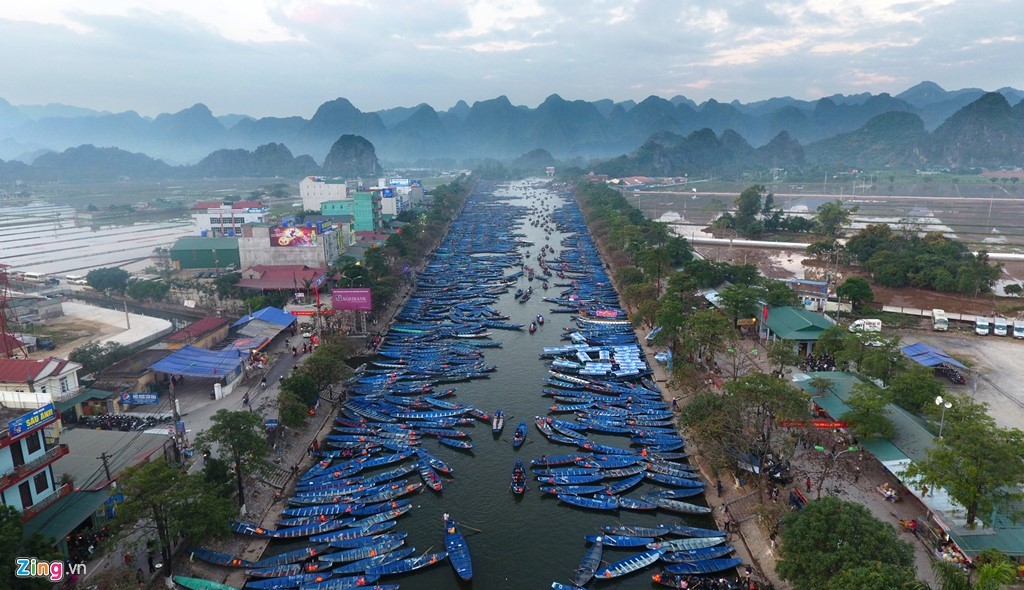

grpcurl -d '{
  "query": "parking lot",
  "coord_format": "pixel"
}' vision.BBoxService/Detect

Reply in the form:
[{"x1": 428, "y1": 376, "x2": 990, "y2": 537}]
[{"x1": 899, "y1": 328, "x2": 1024, "y2": 431}]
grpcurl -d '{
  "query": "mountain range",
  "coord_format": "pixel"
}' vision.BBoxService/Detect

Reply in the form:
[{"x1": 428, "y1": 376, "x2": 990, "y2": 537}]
[{"x1": 0, "y1": 82, "x2": 1022, "y2": 181}]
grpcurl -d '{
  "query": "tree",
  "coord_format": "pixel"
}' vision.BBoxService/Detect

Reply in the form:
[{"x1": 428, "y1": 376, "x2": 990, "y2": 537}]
[
  {"x1": 734, "y1": 185, "x2": 767, "y2": 237},
  {"x1": 843, "y1": 383, "x2": 896, "y2": 439},
  {"x1": 887, "y1": 364, "x2": 942, "y2": 412},
  {"x1": 69, "y1": 341, "x2": 132, "y2": 375},
  {"x1": 903, "y1": 413, "x2": 1024, "y2": 526},
  {"x1": 194, "y1": 410, "x2": 270, "y2": 509},
  {"x1": 777, "y1": 496, "x2": 914, "y2": 590},
  {"x1": 679, "y1": 308, "x2": 733, "y2": 363},
  {"x1": 814, "y1": 200, "x2": 859, "y2": 238},
  {"x1": 766, "y1": 339, "x2": 802, "y2": 375},
  {"x1": 825, "y1": 561, "x2": 920, "y2": 590},
  {"x1": 808, "y1": 376, "x2": 834, "y2": 398},
  {"x1": 299, "y1": 343, "x2": 353, "y2": 397},
  {"x1": 836, "y1": 277, "x2": 874, "y2": 311},
  {"x1": 86, "y1": 267, "x2": 131, "y2": 293},
  {"x1": 717, "y1": 283, "x2": 764, "y2": 326},
  {"x1": 1004, "y1": 283, "x2": 1023, "y2": 297},
  {"x1": 114, "y1": 459, "x2": 234, "y2": 578}
]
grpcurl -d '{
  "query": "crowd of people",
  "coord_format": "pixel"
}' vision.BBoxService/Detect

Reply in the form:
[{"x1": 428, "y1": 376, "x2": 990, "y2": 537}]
[{"x1": 799, "y1": 353, "x2": 837, "y2": 372}]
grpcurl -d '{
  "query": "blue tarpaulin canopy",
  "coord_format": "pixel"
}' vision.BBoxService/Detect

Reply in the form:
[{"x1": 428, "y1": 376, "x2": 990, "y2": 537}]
[
  {"x1": 148, "y1": 345, "x2": 244, "y2": 378},
  {"x1": 232, "y1": 306, "x2": 295, "y2": 328},
  {"x1": 901, "y1": 342, "x2": 967, "y2": 369}
]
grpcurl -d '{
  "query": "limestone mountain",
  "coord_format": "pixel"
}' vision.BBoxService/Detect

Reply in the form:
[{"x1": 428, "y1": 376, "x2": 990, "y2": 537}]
[
  {"x1": 192, "y1": 143, "x2": 317, "y2": 178},
  {"x1": 927, "y1": 92, "x2": 1024, "y2": 168},
  {"x1": 804, "y1": 111, "x2": 929, "y2": 168},
  {"x1": 321, "y1": 134, "x2": 381, "y2": 177}
]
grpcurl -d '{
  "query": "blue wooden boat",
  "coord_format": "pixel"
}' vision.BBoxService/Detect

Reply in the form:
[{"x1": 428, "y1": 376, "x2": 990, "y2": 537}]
[
  {"x1": 647, "y1": 537, "x2": 726, "y2": 552},
  {"x1": 669, "y1": 524, "x2": 727, "y2": 538},
  {"x1": 344, "y1": 505, "x2": 411, "y2": 531},
  {"x1": 599, "y1": 465, "x2": 645, "y2": 479},
  {"x1": 186, "y1": 547, "x2": 254, "y2": 568},
  {"x1": 571, "y1": 534, "x2": 602, "y2": 586},
  {"x1": 551, "y1": 583, "x2": 585, "y2": 590},
  {"x1": 512, "y1": 422, "x2": 527, "y2": 448},
  {"x1": 585, "y1": 534, "x2": 653, "y2": 547},
  {"x1": 348, "y1": 498, "x2": 414, "y2": 517},
  {"x1": 327, "y1": 532, "x2": 407, "y2": 550},
  {"x1": 438, "y1": 437, "x2": 474, "y2": 450},
  {"x1": 617, "y1": 496, "x2": 657, "y2": 511},
  {"x1": 366, "y1": 551, "x2": 448, "y2": 576},
  {"x1": 600, "y1": 524, "x2": 670, "y2": 538},
  {"x1": 318, "y1": 537, "x2": 405, "y2": 564},
  {"x1": 230, "y1": 520, "x2": 270, "y2": 537},
  {"x1": 539, "y1": 484, "x2": 605, "y2": 495},
  {"x1": 664, "y1": 557, "x2": 743, "y2": 575},
  {"x1": 593, "y1": 548, "x2": 664, "y2": 579},
  {"x1": 329, "y1": 547, "x2": 415, "y2": 575},
  {"x1": 444, "y1": 518, "x2": 473, "y2": 581},
  {"x1": 310, "y1": 521, "x2": 395, "y2": 543},
  {"x1": 245, "y1": 564, "x2": 303, "y2": 578},
  {"x1": 244, "y1": 572, "x2": 337, "y2": 589},
  {"x1": 642, "y1": 488, "x2": 703, "y2": 500},
  {"x1": 537, "y1": 473, "x2": 604, "y2": 485},
  {"x1": 578, "y1": 455, "x2": 640, "y2": 469},
  {"x1": 558, "y1": 493, "x2": 619, "y2": 511},
  {"x1": 661, "y1": 544, "x2": 735, "y2": 563},
  {"x1": 249, "y1": 545, "x2": 331, "y2": 568},
  {"x1": 601, "y1": 473, "x2": 644, "y2": 496},
  {"x1": 643, "y1": 471, "x2": 705, "y2": 489},
  {"x1": 531, "y1": 453, "x2": 592, "y2": 467},
  {"x1": 577, "y1": 441, "x2": 632, "y2": 455},
  {"x1": 510, "y1": 460, "x2": 527, "y2": 494},
  {"x1": 270, "y1": 519, "x2": 348, "y2": 539},
  {"x1": 533, "y1": 467, "x2": 599, "y2": 477},
  {"x1": 416, "y1": 458, "x2": 443, "y2": 492},
  {"x1": 294, "y1": 574, "x2": 385, "y2": 590},
  {"x1": 415, "y1": 449, "x2": 453, "y2": 475}
]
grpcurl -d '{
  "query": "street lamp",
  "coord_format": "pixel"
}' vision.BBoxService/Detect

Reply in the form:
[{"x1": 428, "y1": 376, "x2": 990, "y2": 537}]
[{"x1": 935, "y1": 395, "x2": 952, "y2": 438}]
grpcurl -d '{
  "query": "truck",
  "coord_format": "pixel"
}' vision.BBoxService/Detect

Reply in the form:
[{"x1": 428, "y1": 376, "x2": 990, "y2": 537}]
[
  {"x1": 932, "y1": 309, "x2": 948, "y2": 331},
  {"x1": 1014, "y1": 320, "x2": 1024, "y2": 339},
  {"x1": 975, "y1": 316, "x2": 991, "y2": 336},
  {"x1": 849, "y1": 319, "x2": 882, "y2": 333},
  {"x1": 994, "y1": 317, "x2": 1008, "y2": 337}
]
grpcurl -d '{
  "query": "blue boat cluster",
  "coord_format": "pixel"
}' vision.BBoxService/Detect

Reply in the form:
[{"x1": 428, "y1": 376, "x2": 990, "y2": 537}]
[{"x1": 521, "y1": 200, "x2": 740, "y2": 588}]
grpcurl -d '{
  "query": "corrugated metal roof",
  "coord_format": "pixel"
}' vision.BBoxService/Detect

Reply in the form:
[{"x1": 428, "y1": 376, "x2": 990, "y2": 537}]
[
  {"x1": 170, "y1": 236, "x2": 239, "y2": 251},
  {"x1": 764, "y1": 306, "x2": 834, "y2": 340}
]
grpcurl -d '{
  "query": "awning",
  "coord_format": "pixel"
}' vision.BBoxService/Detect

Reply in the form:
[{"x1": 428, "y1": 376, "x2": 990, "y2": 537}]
[
  {"x1": 901, "y1": 342, "x2": 967, "y2": 369},
  {"x1": 22, "y1": 490, "x2": 109, "y2": 545},
  {"x1": 55, "y1": 389, "x2": 113, "y2": 413},
  {"x1": 148, "y1": 345, "x2": 244, "y2": 379}
]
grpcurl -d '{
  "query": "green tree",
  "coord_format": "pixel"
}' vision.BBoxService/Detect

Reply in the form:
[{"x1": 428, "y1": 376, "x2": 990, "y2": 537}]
[
  {"x1": 1004, "y1": 283, "x2": 1023, "y2": 297},
  {"x1": 680, "y1": 308, "x2": 733, "y2": 363},
  {"x1": 766, "y1": 339, "x2": 802, "y2": 375},
  {"x1": 114, "y1": 459, "x2": 234, "y2": 578},
  {"x1": 734, "y1": 185, "x2": 767, "y2": 237},
  {"x1": 69, "y1": 341, "x2": 132, "y2": 375},
  {"x1": 126, "y1": 280, "x2": 170, "y2": 301},
  {"x1": 814, "y1": 200, "x2": 859, "y2": 238},
  {"x1": 86, "y1": 267, "x2": 131, "y2": 292},
  {"x1": 904, "y1": 413, "x2": 1024, "y2": 526},
  {"x1": 836, "y1": 277, "x2": 874, "y2": 311},
  {"x1": 777, "y1": 496, "x2": 914, "y2": 590},
  {"x1": 299, "y1": 343, "x2": 353, "y2": 397},
  {"x1": 717, "y1": 283, "x2": 764, "y2": 326},
  {"x1": 278, "y1": 390, "x2": 310, "y2": 428},
  {"x1": 194, "y1": 410, "x2": 270, "y2": 509},
  {"x1": 614, "y1": 266, "x2": 646, "y2": 287},
  {"x1": 632, "y1": 299, "x2": 660, "y2": 330},
  {"x1": 843, "y1": 383, "x2": 895, "y2": 439},
  {"x1": 808, "y1": 376, "x2": 834, "y2": 397},
  {"x1": 825, "y1": 561, "x2": 919, "y2": 590},
  {"x1": 887, "y1": 365, "x2": 942, "y2": 413},
  {"x1": 763, "y1": 280, "x2": 800, "y2": 307}
]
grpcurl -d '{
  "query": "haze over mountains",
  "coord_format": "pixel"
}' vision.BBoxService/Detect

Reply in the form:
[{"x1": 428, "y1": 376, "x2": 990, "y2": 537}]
[{"x1": 0, "y1": 81, "x2": 1022, "y2": 181}]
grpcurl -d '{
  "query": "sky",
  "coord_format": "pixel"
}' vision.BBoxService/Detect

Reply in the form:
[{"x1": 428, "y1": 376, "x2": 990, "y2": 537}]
[{"x1": 1, "y1": 0, "x2": 1021, "y2": 118}]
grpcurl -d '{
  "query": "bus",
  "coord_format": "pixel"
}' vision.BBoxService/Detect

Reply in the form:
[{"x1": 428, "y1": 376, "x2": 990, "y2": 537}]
[
  {"x1": 23, "y1": 272, "x2": 46, "y2": 283},
  {"x1": 65, "y1": 274, "x2": 89, "y2": 285}
]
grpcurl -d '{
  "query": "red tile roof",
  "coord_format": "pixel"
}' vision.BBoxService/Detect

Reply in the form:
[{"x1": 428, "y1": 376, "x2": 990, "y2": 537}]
[
  {"x1": 237, "y1": 266, "x2": 326, "y2": 291},
  {"x1": 232, "y1": 201, "x2": 265, "y2": 209},
  {"x1": 0, "y1": 357, "x2": 76, "y2": 384},
  {"x1": 166, "y1": 317, "x2": 230, "y2": 343},
  {"x1": 190, "y1": 201, "x2": 223, "y2": 210},
  {"x1": 0, "y1": 334, "x2": 27, "y2": 357}
]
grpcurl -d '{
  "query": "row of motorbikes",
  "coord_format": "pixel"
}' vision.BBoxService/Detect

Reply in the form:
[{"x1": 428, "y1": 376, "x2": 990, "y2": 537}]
[
  {"x1": 800, "y1": 354, "x2": 838, "y2": 372},
  {"x1": 936, "y1": 363, "x2": 967, "y2": 384},
  {"x1": 78, "y1": 413, "x2": 170, "y2": 431}
]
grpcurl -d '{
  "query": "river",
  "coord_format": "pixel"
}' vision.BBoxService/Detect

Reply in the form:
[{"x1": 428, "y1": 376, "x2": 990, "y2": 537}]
[{"x1": 271, "y1": 181, "x2": 715, "y2": 589}]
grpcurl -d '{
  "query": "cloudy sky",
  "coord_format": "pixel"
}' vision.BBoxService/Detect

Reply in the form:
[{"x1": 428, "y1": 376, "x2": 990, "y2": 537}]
[{"x1": 1, "y1": 0, "x2": 1020, "y2": 118}]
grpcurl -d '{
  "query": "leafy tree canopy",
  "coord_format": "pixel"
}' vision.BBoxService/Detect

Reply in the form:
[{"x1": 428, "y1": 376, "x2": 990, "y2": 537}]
[
  {"x1": 86, "y1": 267, "x2": 130, "y2": 292},
  {"x1": 194, "y1": 410, "x2": 269, "y2": 508},
  {"x1": 836, "y1": 276, "x2": 874, "y2": 310}
]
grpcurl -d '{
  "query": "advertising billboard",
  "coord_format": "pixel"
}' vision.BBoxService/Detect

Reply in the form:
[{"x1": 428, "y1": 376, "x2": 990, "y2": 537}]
[
  {"x1": 387, "y1": 178, "x2": 410, "y2": 187},
  {"x1": 270, "y1": 226, "x2": 318, "y2": 248},
  {"x1": 332, "y1": 288, "x2": 373, "y2": 311},
  {"x1": 381, "y1": 188, "x2": 394, "y2": 198},
  {"x1": 9, "y1": 403, "x2": 56, "y2": 435},
  {"x1": 120, "y1": 392, "x2": 159, "y2": 405}
]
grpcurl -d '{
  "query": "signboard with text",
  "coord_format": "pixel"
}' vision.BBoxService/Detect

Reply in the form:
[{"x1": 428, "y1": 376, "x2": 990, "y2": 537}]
[
  {"x1": 270, "y1": 226, "x2": 318, "y2": 248},
  {"x1": 120, "y1": 392, "x2": 159, "y2": 405},
  {"x1": 9, "y1": 403, "x2": 56, "y2": 435},
  {"x1": 332, "y1": 288, "x2": 373, "y2": 311}
]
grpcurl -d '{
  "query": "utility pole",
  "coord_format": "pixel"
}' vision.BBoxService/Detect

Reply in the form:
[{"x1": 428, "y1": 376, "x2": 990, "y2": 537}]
[
  {"x1": 123, "y1": 301, "x2": 131, "y2": 329},
  {"x1": 167, "y1": 382, "x2": 183, "y2": 463},
  {"x1": 97, "y1": 452, "x2": 112, "y2": 482}
]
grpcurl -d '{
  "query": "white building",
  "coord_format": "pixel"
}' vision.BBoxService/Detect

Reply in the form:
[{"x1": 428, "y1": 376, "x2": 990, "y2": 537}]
[
  {"x1": 0, "y1": 357, "x2": 84, "y2": 409},
  {"x1": 300, "y1": 177, "x2": 348, "y2": 212},
  {"x1": 192, "y1": 201, "x2": 269, "y2": 237}
]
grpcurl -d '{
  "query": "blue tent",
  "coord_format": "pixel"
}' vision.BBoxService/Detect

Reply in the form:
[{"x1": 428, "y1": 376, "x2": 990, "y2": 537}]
[
  {"x1": 232, "y1": 306, "x2": 295, "y2": 328},
  {"x1": 148, "y1": 345, "x2": 245, "y2": 378},
  {"x1": 901, "y1": 342, "x2": 967, "y2": 369}
]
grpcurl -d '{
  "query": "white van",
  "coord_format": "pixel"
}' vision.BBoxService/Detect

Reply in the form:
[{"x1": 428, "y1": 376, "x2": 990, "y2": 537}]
[
  {"x1": 933, "y1": 309, "x2": 948, "y2": 331},
  {"x1": 1013, "y1": 320, "x2": 1024, "y2": 339},
  {"x1": 65, "y1": 274, "x2": 89, "y2": 285},
  {"x1": 23, "y1": 272, "x2": 46, "y2": 283},
  {"x1": 994, "y1": 317, "x2": 1008, "y2": 337},
  {"x1": 975, "y1": 317, "x2": 991, "y2": 336},
  {"x1": 849, "y1": 319, "x2": 882, "y2": 333}
]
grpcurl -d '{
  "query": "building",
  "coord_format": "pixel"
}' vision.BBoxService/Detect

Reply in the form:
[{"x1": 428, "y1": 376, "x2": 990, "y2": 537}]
[
  {"x1": 191, "y1": 201, "x2": 268, "y2": 237},
  {"x1": 302, "y1": 214, "x2": 355, "y2": 248},
  {"x1": 760, "y1": 306, "x2": 835, "y2": 355},
  {"x1": 0, "y1": 357, "x2": 84, "y2": 410},
  {"x1": 164, "y1": 317, "x2": 230, "y2": 350},
  {"x1": 321, "y1": 191, "x2": 382, "y2": 232},
  {"x1": 300, "y1": 176, "x2": 348, "y2": 212},
  {"x1": 0, "y1": 403, "x2": 71, "y2": 521},
  {"x1": 236, "y1": 265, "x2": 328, "y2": 295},
  {"x1": 169, "y1": 236, "x2": 240, "y2": 271},
  {"x1": 238, "y1": 224, "x2": 342, "y2": 268}
]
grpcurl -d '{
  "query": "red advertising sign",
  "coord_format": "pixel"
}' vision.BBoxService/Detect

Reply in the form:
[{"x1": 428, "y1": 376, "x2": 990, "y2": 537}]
[
  {"x1": 778, "y1": 420, "x2": 849, "y2": 429},
  {"x1": 270, "y1": 226, "x2": 318, "y2": 248},
  {"x1": 332, "y1": 288, "x2": 372, "y2": 311}
]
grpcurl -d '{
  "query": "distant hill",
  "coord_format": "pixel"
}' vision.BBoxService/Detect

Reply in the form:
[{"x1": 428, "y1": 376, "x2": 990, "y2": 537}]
[{"x1": 0, "y1": 82, "x2": 1022, "y2": 172}]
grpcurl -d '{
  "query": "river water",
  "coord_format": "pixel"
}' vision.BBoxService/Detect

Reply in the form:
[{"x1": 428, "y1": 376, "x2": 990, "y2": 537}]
[{"x1": 271, "y1": 181, "x2": 716, "y2": 589}]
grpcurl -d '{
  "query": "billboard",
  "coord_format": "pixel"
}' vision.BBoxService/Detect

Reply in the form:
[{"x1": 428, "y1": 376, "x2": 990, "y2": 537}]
[
  {"x1": 120, "y1": 392, "x2": 159, "y2": 405},
  {"x1": 270, "y1": 226, "x2": 318, "y2": 248},
  {"x1": 332, "y1": 288, "x2": 373, "y2": 311},
  {"x1": 381, "y1": 188, "x2": 395, "y2": 198},
  {"x1": 387, "y1": 178, "x2": 410, "y2": 187},
  {"x1": 9, "y1": 403, "x2": 56, "y2": 435}
]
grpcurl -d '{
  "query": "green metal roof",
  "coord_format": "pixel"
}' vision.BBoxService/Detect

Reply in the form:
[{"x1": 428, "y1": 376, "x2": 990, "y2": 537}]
[
  {"x1": 764, "y1": 306, "x2": 834, "y2": 341},
  {"x1": 170, "y1": 236, "x2": 239, "y2": 252},
  {"x1": 55, "y1": 388, "x2": 112, "y2": 413},
  {"x1": 22, "y1": 490, "x2": 109, "y2": 545}
]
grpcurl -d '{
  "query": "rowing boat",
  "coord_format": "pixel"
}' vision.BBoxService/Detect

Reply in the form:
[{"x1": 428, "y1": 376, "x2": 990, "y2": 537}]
[
  {"x1": 444, "y1": 518, "x2": 473, "y2": 581},
  {"x1": 593, "y1": 548, "x2": 664, "y2": 579},
  {"x1": 571, "y1": 534, "x2": 602, "y2": 586}
]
